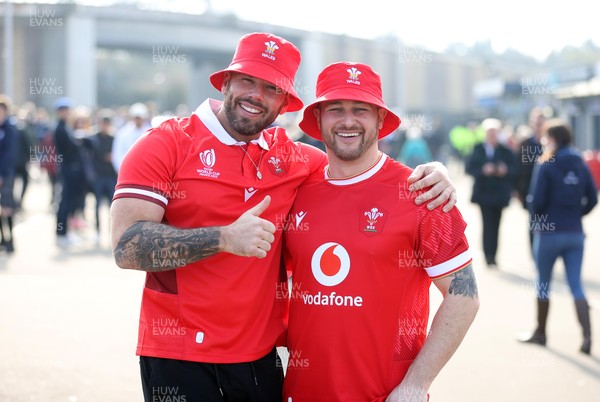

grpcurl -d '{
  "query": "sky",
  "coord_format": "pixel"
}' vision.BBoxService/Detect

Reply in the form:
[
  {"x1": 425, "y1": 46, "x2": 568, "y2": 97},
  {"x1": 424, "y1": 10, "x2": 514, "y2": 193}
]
[
  {"x1": 38, "y1": 0, "x2": 599, "y2": 61},
  {"x1": 206, "y1": 0, "x2": 598, "y2": 61}
]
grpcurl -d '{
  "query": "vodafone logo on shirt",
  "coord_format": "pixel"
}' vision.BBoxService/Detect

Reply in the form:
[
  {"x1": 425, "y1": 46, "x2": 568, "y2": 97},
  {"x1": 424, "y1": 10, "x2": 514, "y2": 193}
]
[
  {"x1": 311, "y1": 242, "x2": 350, "y2": 286},
  {"x1": 304, "y1": 242, "x2": 363, "y2": 307}
]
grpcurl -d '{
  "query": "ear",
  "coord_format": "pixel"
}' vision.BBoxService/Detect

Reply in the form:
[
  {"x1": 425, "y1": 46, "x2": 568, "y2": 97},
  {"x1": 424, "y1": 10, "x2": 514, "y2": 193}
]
[
  {"x1": 377, "y1": 108, "x2": 387, "y2": 130},
  {"x1": 221, "y1": 72, "x2": 232, "y2": 93},
  {"x1": 278, "y1": 96, "x2": 289, "y2": 115},
  {"x1": 314, "y1": 107, "x2": 322, "y2": 131}
]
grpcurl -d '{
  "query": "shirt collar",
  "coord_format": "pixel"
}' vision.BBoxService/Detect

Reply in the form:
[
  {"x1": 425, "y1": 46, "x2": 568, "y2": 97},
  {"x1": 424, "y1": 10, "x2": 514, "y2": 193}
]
[
  {"x1": 325, "y1": 153, "x2": 388, "y2": 186},
  {"x1": 484, "y1": 142, "x2": 495, "y2": 158},
  {"x1": 194, "y1": 99, "x2": 270, "y2": 150}
]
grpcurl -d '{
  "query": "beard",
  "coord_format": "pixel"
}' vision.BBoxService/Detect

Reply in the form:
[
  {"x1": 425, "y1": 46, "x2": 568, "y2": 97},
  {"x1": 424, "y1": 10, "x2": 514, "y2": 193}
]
[
  {"x1": 222, "y1": 90, "x2": 280, "y2": 137},
  {"x1": 322, "y1": 125, "x2": 379, "y2": 162}
]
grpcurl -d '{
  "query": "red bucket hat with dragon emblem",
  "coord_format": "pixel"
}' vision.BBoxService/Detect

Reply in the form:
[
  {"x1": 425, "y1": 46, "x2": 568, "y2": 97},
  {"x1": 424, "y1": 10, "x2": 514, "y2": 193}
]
[
  {"x1": 210, "y1": 32, "x2": 303, "y2": 112},
  {"x1": 300, "y1": 62, "x2": 400, "y2": 139}
]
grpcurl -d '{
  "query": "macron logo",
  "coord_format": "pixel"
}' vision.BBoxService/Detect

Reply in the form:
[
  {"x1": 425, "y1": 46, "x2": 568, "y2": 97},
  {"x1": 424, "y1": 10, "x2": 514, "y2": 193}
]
[
  {"x1": 245, "y1": 187, "x2": 258, "y2": 202},
  {"x1": 295, "y1": 211, "x2": 307, "y2": 228}
]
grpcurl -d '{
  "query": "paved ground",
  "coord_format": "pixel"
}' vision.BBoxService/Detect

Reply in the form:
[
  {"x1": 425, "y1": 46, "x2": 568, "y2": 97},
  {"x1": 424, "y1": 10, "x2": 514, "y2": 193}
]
[{"x1": 1, "y1": 163, "x2": 599, "y2": 401}]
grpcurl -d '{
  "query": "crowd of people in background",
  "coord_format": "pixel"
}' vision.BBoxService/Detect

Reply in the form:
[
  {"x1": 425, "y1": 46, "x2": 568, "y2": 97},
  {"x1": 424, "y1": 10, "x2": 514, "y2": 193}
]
[
  {"x1": 0, "y1": 90, "x2": 597, "y2": 361},
  {"x1": 0, "y1": 94, "x2": 597, "y2": 259},
  {"x1": 0, "y1": 95, "x2": 184, "y2": 252}
]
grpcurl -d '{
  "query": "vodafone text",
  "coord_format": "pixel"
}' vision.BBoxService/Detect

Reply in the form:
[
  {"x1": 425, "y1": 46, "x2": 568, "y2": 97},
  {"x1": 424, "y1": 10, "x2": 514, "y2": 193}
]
[{"x1": 302, "y1": 291, "x2": 363, "y2": 307}]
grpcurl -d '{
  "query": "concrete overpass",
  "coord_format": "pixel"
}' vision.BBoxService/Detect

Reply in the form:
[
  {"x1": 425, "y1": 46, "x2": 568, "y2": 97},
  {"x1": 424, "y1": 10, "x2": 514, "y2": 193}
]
[
  {"x1": 0, "y1": 3, "x2": 393, "y2": 110},
  {"x1": 0, "y1": 1, "x2": 486, "y2": 127}
]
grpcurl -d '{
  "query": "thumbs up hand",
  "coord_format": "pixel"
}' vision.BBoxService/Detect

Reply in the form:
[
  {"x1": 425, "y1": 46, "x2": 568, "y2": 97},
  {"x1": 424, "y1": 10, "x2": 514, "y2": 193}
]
[{"x1": 220, "y1": 196, "x2": 276, "y2": 258}]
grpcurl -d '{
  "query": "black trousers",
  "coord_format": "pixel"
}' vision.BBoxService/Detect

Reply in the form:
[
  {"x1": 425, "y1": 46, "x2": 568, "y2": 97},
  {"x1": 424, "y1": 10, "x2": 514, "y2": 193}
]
[
  {"x1": 140, "y1": 348, "x2": 283, "y2": 402},
  {"x1": 480, "y1": 205, "x2": 503, "y2": 264},
  {"x1": 56, "y1": 168, "x2": 85, "y2": 236}
]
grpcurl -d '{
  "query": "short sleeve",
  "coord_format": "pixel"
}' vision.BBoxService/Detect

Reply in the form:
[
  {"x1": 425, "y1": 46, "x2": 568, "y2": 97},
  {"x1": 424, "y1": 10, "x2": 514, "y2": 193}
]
[
  {"x1": 417, "y1": 206, "x2": 472, "y2": 279},
  {"x1": 113, "y1": 121, "x2": 181, "y2": 209}
]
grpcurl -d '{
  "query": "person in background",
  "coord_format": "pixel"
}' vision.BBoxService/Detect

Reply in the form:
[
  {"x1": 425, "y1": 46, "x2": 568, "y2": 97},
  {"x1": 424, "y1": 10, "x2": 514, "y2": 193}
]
[
  {"x1": 83, "y1": 111, "x2": 118, "y2": 243},
  {"x1": 466, "y1": 118, "x2": 517, "y2": 268},
  {"x1": 398, "y1": 126, "x2": 433, "y2": 168},
  {"x1": 14, "y1": 103, "x2": 37, "y2": 210},
  {"x1": 0, "y1": 95, "x2": 18, "y2": 253},
  {"x1": 449, "y1": 121, "x2": 479, "y2": 164},
  {"x1": 70, "y1": 107, "x2": 95, "y2": 232},
  {"x1": 111, "y1": 102, "x2": 151, "y2": 172},
  {"x1": 54, "y1": 97, "x2": 87, "y2": 247},
  {"x1": 520, "y1": 120, "x2": 597, "y2": 355},
  {"x1": 378, "y1": 129, "x2": 404, "y2": 161},
  {"x1": 36, "y1": 107, "x2": 60, "y2": 210},
  {"x1": 515, "y1": 107, "x2": 545, "y2": 255},
  {"x1": 424, "y1": 115, "x2": 448, "y2": 164}
]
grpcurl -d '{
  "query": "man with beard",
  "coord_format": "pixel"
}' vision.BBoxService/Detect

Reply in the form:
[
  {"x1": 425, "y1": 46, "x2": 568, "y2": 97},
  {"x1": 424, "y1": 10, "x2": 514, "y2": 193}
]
[
  {"x1": 283, "y1": 62, "x2": 479, "y2": 402},
  {"x1": 111, "y1": 34, "x2": 457, "y2": 402}
]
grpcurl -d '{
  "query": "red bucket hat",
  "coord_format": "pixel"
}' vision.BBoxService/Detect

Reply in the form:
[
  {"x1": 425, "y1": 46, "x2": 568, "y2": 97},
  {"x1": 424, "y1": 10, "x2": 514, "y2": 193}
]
[
  {"x1": 209, "y1": 32, "x2": 303, "y2": 112},
  {"x1": 299, "y1": 62, "x2": 401, "y2": 140}
]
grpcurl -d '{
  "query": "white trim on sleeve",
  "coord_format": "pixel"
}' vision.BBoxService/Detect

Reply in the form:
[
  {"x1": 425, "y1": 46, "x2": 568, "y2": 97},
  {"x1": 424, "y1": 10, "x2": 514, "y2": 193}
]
[
  {"x1": 114, "y1": 187, "x2": 169, "y2": 206},
  {"x1": 424, "y1": 249, "x2": 472, "y2": 278}
]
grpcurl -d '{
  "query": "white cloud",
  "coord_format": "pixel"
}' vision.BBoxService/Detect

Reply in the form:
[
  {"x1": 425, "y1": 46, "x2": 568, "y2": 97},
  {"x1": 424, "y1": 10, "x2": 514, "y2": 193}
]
[{"x1": 221, "y1": 0, "x2": 598, "y2": 61}]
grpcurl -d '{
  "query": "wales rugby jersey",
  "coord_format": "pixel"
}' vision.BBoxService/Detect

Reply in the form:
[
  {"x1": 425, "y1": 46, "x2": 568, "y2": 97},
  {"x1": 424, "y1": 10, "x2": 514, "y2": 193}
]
[
  {"x1": 114, "y1": 99, "x2": 327, "y2": 363},
  {"x1": 283, "y1": 153, "x2": 471, "y2": 401}
]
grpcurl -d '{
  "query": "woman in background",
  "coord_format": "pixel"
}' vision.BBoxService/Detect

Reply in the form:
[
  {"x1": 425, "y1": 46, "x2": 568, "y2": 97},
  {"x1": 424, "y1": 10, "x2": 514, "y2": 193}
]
[{"x1": 521, "y1": 119, "x2": 597, "y2": 354}]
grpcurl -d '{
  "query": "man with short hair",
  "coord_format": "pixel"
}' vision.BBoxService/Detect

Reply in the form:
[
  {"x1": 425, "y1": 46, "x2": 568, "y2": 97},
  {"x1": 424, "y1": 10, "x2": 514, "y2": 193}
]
[
  {"x1": 83, "y1": 112, "x2": 117, "y2": 242},
  {"x1": 283, "y1": 62, "x2": 479, "y2": 402},
  {"x1": 466, "y1": 118, "x2": 517, "y2": 267},
  {"x1": 111, "y1": 34, "x2": 457, "y2": 401}
]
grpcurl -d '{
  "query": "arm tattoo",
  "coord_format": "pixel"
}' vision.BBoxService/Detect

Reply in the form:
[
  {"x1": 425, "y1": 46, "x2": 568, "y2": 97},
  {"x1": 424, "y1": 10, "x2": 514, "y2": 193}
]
[
  {"x1": 448, "y1": 264, "x2": 478, "y2": 298},
  {"x1": 114, "y1": 221, "x2": 220, "y2": 272}
]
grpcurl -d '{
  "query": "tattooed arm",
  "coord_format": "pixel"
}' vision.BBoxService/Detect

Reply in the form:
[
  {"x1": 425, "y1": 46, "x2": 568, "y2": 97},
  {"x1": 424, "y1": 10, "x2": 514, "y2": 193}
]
[
  {"x1": 386, "y1": 264, "x2": 479, "y2": 402},
  {"x1": 110, "y1": 196, "x2": 276, "y2": 271}
]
